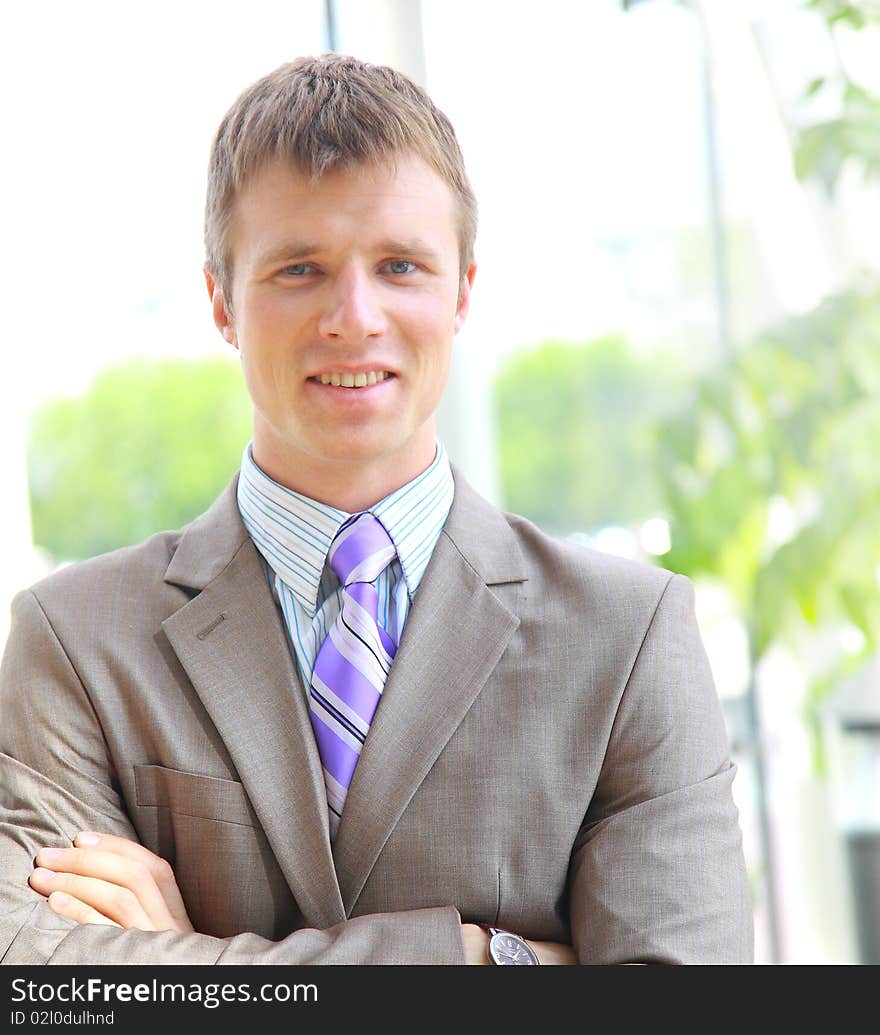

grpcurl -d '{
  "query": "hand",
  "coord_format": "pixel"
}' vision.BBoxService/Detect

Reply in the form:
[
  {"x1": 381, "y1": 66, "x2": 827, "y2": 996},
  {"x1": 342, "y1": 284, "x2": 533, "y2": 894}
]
[
  {"x1": 28, "y1": 831, "x2": 194, "y2": 933},
  {"x1": 461, "y1": 923, "x2": 577, "y2": 965}
]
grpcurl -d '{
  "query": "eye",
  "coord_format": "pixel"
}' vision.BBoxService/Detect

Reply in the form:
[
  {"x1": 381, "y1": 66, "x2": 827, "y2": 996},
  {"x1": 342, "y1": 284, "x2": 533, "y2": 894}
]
[
  {"x1": 385, "y1": 260, "x2": 417, "y2": 275},
  {"x1": 281, "y1": 263, "x2": 312, "y2": 276}
]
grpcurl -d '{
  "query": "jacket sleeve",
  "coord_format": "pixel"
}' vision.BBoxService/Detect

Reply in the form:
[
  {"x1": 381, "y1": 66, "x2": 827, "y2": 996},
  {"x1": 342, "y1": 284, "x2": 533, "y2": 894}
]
[
  {"x1": 568, "y1": 574, "x2": 754, "y2": 964},
  {"x1": 0, "y1": 589, "x2": 465, "y2": 965}
]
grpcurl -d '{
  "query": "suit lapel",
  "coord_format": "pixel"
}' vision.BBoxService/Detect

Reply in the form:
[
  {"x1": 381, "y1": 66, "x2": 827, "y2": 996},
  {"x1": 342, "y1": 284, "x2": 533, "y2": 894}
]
[
  {"x1": 160, "y1": 478, "x2": 345, "y2": 929},
  {"x1": 333, "y1": 472, "x2": 529, "y2": 915}
]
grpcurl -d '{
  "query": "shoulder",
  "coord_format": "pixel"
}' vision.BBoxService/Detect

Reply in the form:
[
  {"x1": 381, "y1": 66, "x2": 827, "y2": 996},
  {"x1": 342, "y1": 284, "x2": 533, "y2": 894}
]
[
  {"x1": 23, "y1": 527, "x2": 186, "y2": 624},
  {"x1": 445, "y1": 469, "x2": 686, "y2": 622},
  {"x1": 22, "y1": 475, "x2": 245, "y2": 623},
  {"x1": 505, "y1": 508, "x2": 672, "y2": 587},
  {"x1": 501, "y1": 508, "x2": 685, "y2": 617}
]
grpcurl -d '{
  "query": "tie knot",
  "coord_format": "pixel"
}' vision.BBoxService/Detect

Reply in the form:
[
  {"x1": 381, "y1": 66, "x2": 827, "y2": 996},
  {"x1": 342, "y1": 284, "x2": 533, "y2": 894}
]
[{"x1": 328, "y1": 512, "x2": 396, "y2": 587}]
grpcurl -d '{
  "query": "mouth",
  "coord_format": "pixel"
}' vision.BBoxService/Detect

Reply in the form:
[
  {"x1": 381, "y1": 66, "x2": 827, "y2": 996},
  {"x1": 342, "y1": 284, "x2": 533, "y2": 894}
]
[{"x1": 307, "y1": 370, "x2": 396, "y2": 390}]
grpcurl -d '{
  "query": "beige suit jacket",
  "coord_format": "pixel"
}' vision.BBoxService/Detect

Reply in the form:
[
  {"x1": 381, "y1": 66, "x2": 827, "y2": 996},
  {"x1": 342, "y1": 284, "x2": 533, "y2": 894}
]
[{"x1": 0, "y1": 469, "x2": 753, "y2": 964}]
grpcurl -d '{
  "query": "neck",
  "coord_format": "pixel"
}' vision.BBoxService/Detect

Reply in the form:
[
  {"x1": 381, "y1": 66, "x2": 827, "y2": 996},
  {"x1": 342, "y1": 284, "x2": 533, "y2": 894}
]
[{"x1": 251, "y1": 437, "x2": 438, "y2": 512}]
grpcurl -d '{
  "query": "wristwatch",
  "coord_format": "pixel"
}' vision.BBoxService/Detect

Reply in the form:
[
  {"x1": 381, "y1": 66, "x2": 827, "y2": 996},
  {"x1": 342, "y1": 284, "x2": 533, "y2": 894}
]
[{"x1": 485, "y1": 926, "x2": 541, "y2": 966}]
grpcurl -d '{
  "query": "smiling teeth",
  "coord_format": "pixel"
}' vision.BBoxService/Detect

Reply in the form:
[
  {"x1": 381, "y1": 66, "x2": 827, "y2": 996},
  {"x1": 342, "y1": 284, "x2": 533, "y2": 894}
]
[{"x1": 317, "y1": 371, "x2": 390, "y2": 387}]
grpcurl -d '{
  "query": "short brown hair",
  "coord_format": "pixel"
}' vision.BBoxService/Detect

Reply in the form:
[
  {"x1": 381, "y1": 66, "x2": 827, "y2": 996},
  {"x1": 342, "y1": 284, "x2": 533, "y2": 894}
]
[{"x1": 204, "y1": 53, "x2": 477, "y2": 295}]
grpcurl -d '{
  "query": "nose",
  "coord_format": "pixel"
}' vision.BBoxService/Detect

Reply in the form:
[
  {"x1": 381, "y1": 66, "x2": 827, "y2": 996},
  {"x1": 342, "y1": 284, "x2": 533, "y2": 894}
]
[{"x1": 317, "y1": 265, "x2": 388, "y2": 343}]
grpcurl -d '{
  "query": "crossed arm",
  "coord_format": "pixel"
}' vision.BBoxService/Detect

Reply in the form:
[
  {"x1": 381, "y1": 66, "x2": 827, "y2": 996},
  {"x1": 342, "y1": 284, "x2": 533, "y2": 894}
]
[
  {"x1": 26, "y1": 833, "x2": 576, "y2": 964},
  {"x1": 4, "y1": 575, "x2": 753, "y2": 964}
]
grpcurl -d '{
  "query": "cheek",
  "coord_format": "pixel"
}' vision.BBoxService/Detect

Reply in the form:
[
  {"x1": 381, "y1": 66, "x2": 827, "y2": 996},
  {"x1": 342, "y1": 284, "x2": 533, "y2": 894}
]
[
  {"x1": 237, "y1": 305, "x2": 308, "y2": 369},
  {"x1": 238, "y1": 289, "x2": 310, "y2": 339},
  {"x1": 236, "y1": 351, "x2": 264, "y2": 409},
  {"x1": 239, "y1": 305, "x2": 274, "y2": 346},
  {"x1": 401, "y1": 295, "x2": 459, "y2": 351},
  {"x1": 418, "y1": 332, "x2": 455, "y2": 404},
  {"x1": 236, "y1": 333, "x2": 285, "y2": 397}
]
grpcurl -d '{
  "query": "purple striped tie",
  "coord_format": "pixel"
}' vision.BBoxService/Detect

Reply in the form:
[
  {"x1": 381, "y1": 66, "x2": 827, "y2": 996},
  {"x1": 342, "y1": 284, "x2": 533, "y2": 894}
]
[{"x1": 309, "y1": 512, "x2": 398, "y2": 840}]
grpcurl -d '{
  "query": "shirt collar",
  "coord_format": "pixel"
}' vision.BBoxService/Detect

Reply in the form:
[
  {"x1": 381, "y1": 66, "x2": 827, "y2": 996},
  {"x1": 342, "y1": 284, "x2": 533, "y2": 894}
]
[{"x1": 237, "y1": 442, "x2": 454, "y2": 616}]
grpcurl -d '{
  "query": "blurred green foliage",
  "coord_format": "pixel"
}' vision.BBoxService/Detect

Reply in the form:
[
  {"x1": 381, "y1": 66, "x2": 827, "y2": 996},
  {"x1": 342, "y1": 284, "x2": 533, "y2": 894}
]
[
  {"x1": 803, "y1": 0, "x2": 880, "y2": 30},
  {"x1": 495, "y1": 2, "x2": 880, "y2": 728},
  {"x1": 494, "y1": 285, "x2": 880, "y2": 714},
  {"x1": 796, "y1": 80, "x2": 880, "y2": 194},
  {"x1": 657, "y1": 286, "x2": 880, "y2": 663},
  {"x1": 494, "y1": 336, "x2": 684, "y2": 535},
  {"x1": 795, "y1": 1, "x2": 880, "y2": 194},
  {"x1": 28, "y1": 358, "x2": 251, "y2": 562}
]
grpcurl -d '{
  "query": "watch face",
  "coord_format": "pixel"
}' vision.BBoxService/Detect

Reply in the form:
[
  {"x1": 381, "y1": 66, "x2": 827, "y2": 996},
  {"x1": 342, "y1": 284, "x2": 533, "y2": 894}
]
[{"x1": 489, "y1": 932, "x2": 540, "y2": 965}]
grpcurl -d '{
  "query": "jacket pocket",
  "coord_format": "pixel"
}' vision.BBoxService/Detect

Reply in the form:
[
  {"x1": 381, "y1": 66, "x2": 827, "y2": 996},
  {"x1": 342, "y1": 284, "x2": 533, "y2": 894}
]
[
  {"x1": 131, "y1": 764, "x2": 299, "y2": 940},
  {"x1": 133, "y1": 764, "x2": 260, "y2": 828}
]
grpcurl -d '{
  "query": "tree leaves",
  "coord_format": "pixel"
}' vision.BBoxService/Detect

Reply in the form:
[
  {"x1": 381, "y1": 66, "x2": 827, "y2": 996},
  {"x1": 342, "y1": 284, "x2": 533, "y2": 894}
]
[
  {"x1": 27, "y1": 358, "x2": 251, "y2": 563},
  {"x1": 656, "y1": 287, "x2": 880, "y2": 661},
  {"x1": 494, "y1": 335, "x2": 684, "y2": 536},
  {"x1": 802, "y1": 1, "x2": 879, "y2": 31},
  {"x1": 493, "y1": 286, "x2": 880, "y2": 712},
  {"x1": 795, "y1": 5, "x2": 880, "y2": 194}
]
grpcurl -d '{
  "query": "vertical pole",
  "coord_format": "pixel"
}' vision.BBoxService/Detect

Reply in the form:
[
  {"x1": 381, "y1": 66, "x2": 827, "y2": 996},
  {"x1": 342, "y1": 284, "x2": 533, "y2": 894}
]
[
  {"x1": 324, "y1": 0, "x2": 338, "y2": 52},
  {"x1": 692, "y1": 0, "x2": 732, "y2": 360},
  {"x1": 745, "y1": 626, "x2": 784, "y2": 963}
]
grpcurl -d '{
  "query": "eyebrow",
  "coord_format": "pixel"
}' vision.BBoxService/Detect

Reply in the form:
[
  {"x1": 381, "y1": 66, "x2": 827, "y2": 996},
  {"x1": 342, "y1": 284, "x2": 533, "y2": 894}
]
[
  {"x1": 254, "y1": 238, "x2": 444, "y2": 269},
  {"x1": 254, "y1": 242, "x2": 322, "y2": 268},
  {"x1": 375, "y1": 238, "x2": 443, "y2": 263}
]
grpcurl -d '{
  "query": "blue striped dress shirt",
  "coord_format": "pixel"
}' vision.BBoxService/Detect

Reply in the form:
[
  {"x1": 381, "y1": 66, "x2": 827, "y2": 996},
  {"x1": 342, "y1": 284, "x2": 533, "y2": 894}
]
[{"x1": 236, "y1": 442, "x2": 455, "y2": 692}]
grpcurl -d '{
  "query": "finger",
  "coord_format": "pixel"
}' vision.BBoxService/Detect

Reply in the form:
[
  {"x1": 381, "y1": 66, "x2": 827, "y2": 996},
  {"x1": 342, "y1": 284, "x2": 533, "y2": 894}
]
[
  {"x1": 74, "y1": 833, "x2": 192, "y2": 929},
  {"x1": 33, "y1": 848, "x2": 175, "y2": 930},
  {"x1": 29, "y1": 868, "x2": 155, "y2": 930},
  {"x1": 45, "y1": 890, "x2": 122, "y2": 929}
]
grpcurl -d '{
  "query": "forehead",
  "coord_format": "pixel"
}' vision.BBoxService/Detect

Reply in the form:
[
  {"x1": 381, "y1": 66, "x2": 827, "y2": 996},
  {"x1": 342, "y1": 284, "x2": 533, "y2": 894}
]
[{"x1": 230, "y1": 155, "x2": 459, "y2": 259}]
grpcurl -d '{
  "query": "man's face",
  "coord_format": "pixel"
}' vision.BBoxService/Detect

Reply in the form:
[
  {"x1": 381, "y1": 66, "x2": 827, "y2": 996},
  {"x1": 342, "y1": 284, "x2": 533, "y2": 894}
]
[{"x1": 208, "y1": 155, "x2": 474, "y2": 496}]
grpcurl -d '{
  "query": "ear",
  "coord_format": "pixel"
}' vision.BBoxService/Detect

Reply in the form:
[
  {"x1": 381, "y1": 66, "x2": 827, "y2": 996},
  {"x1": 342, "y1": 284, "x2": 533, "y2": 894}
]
[
  {"x1": 204, "y1": 267, "x2": 237, "y2": 348},
  {"x1": 454, "y1": 261, "x2": 477, "y2": 334}
]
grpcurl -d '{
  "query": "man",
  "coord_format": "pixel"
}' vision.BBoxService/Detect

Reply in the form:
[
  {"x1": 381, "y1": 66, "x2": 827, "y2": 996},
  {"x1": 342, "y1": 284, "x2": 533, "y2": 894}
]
[{"x1": 0, "y1": 54, "x2": 752, "y2": 964}]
